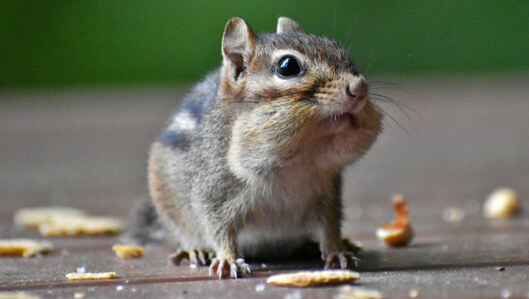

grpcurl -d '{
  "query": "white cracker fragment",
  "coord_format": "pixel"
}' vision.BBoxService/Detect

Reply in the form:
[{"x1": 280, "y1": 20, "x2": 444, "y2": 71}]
[
  {"x1": 112, "y1": 244, "x2": 144, "y2": 259},
  {"x1": 484, "y1": 187, "x2": 520, "y2": 219},
  {"x1": 73, "y1": 292, "x2": 85, "y2": 299},
  {"x1": 39, "y1": 216, "x2": 123, "y2": 237},
  {"x1": 266, "y1": 270, "x2": 359, "y2": 287},
  {"x1": 408, "y1": 289, "x2": 420, "y2": 298},
  {"x1": 66, "y1": 272, "x2": 117, "y2": 280},
  {"x1": 0, "y1": 292, "x2": 40, "y2": 299},
  {"x1": 0, "y1": 239, "x2": 53, "y2": 258},
  {"x1": 14, "y1": 207, "x2": 87, "y2": 228},
  {"x1": 338, "y1": 286, "x2": 383, "y2": 299}
]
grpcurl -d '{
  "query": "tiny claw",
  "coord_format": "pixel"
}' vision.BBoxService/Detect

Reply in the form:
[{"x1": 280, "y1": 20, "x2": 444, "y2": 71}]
[
  {"x1": 171, "y1": 250, "x2": 190, "y2": 265},
  {"x1": 189, "y1": 250, "x2": 199, "y2": 265},
  {"x1": 197, "y1": 249, "x2": 209, "y2": 265},
  {"x1": 230, "y1": 262, "x2": 238, "y2": 279},
  {"x1": 209, "y1": 258, "x2": 219, "y2": 276},
  {"x1": 342, "y1": 238, "x2": 362, "y2": 254},
  {"x1": 218, "y1": 259, "x2": 230, "y2": 279},
  {"x1": 339, "y1": 253, "x2": 348, "y2": 269},
  {"x1": 237, "y1": 258, "x2": 251, "y2": 274},
  {"x1": 324, "y1": 251, "x2": 360, "y2": 270}
]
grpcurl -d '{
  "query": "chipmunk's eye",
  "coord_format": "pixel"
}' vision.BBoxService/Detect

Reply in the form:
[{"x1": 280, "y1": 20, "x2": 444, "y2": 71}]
[{"x1": 276, "y1": 56, "x2": 301, "y2": 78}]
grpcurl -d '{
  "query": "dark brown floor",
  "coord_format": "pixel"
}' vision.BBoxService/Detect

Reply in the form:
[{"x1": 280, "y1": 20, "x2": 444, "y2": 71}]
[{"x1": 1, "y1": 76, "x2": 529, "y2": 298}]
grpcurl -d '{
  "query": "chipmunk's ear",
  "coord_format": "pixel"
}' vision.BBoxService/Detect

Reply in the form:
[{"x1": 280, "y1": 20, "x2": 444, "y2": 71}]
[
  {"x1": 277, "y1": 17, "x2": 305, "y2": 34},
  {"x1": 222, "y1": 17, "x2": 256, "y2": 82}
]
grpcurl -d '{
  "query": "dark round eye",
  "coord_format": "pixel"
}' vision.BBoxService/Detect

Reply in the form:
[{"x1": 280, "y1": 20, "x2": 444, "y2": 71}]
[{"x1": 276, "y1": 56, "x2": 301, "y2": 78}]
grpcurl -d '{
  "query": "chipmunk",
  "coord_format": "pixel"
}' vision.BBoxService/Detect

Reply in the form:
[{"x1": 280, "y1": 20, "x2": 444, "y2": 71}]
[{"x1": 146, "y1": 17, "x2": 382, "y2": 279}]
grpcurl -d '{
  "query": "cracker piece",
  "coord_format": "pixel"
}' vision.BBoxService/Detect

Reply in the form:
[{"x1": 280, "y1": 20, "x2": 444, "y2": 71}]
[
  {"x1": 0, "y1": 292, "x2": 40, "y2": 299},
  {"x1": 338, "y1": 286, "x2": 383, "y2": 299},
  {"x1": 376, "y1": 195, "x2": 414, "y2": 246},
  {"x1": 39, "y1": 216, "x2": 123, "y2": 237},
  {"x1": 14, "y1": 207, "x2": 86, "y2": 228},
  {"x1": 112, "y1": 244, "x2": 144, "y2": 259},
  {"x1": 266, "y1": 270, "x2": 359, "y2": 287},
  {"x1": 65, "y1": 272, "x2": 117, "y2": 280},
  {"x1": 484, "y1": 187, "x2": 520, "y2": 218},
  {"x1": 0, "y1": 239, "x2": 53, "y2": 257}
]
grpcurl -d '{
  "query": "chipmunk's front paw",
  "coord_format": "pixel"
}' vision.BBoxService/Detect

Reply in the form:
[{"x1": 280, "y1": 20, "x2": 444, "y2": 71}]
[
  {"x1": 323, "y1": 251, "x2": 360, "y2": 270},
  {"x1": 170, "y1": 248, "x2": 211, "y2": 266},
  {"x1": 209, "y1": 257, "x2": 250, "y2": 279}
]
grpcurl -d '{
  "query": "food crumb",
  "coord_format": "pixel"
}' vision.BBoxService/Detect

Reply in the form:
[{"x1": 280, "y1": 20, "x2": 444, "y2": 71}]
[
  {"x1": 338, "y1": 286, "x2": 383, "y2": 299},
  {"x1": 73, "y1": 292, "x2": 85, "y2": 299},
  {"x1": 376, "y1": 194, "x2": 414, "y2": 247},
  {"x1": 39, "y1": 215, "x2": 123, "y2": 237},
  {"x1": 66, "y1": 272, "x2": 117, "y2": 280},
  {"x1": 255, "y1": 283, "x2": 266, "y2": 292},
  {"x1": 0, "y1": 292, "x2": 40, "y2": 299},
  {"x1": 267, "y1": 270, "x2": 359, "y2": 287},
  {"x1": 409, "y1": 289, "x2": 419, "y2": 298},
  {"x1": 0, "y1": 239, "x2": 53, "y2": 258},
  {"x1": 442, "y1": 207, "x2": 465, "y2": 222},
  {"x1": 112, "y1": 244, "x2": 144, "y2": 259},
  {"x1": 484, "y1": 188, "x2": 520, "y2": 219},
  {"x1": 284, "y1": 290, "x2": 302, "y2": 299},
  {"x1": 14, "y1": 207, "x2": 86, "y2": 228},
  {"x1": 497, "y1": 267, "x2": 505, "y2": 271}
]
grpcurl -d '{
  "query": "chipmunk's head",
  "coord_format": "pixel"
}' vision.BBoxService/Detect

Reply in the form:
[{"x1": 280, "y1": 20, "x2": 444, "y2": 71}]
[{"x1": 222, "y1": 17, "x2": 382, "y2": 179}]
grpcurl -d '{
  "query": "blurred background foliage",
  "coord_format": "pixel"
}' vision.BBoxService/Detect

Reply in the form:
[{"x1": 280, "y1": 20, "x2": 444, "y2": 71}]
[{"x1": 1, "y1": 0, "x2": 528, "y2": 88}]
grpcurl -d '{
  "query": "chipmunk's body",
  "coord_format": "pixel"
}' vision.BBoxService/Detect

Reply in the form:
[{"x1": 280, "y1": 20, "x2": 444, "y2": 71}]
[{"x1": 147, "y1": 17, "x2": 382, "y2": 278}]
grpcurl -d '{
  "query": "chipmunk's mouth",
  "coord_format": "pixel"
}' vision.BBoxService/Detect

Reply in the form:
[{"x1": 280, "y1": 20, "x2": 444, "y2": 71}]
[{"x1": 321, "y1": 112, "x2": 360, "y2": 131}]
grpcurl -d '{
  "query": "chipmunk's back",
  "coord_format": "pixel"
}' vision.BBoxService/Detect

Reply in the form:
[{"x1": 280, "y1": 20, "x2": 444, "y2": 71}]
[{"x1": 159, "y1": 70, "x2": 220, "y2": 151}]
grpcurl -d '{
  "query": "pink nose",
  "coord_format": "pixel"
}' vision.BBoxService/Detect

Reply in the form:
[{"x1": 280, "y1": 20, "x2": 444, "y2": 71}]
[
  {"x1": 345, "y1": 78, "x2": 368, "y2": 102},
  {"x1": 344, "y1": 77, "x2": 368, "y2": 114}
]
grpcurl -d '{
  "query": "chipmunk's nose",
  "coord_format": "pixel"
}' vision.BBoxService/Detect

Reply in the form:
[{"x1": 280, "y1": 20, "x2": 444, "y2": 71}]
[{"x1": 344, "y1": 76, "x2": 368, "y2": 113}]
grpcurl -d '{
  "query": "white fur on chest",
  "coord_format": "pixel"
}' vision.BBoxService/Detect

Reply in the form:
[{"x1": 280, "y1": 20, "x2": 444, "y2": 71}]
[{"x1": 236, "y1": 168, "x2": 333, "y2": 251}]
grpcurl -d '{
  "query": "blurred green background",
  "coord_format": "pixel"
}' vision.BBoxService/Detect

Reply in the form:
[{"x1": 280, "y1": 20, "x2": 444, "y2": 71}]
[{"x1": 1, "y1": 0, "x2": 528, "y2": 88}]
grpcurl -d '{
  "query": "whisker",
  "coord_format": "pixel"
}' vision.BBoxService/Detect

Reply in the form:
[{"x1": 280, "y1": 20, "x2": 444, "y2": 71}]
[
  {"x1": 373, "y1": 99, "x2": 418, "y2": 137},
  {"x1": 370, "y1": 95, "x2": 419, "y2": 137},
  {"x1": 370, "y1": 93, "x2": 417, "y2": 115},
  {"x1": 367, "y1": 80, "x2": 403, "y2": 89},
  {"x1": 377, "y1": 107, "x2": 414, "y2": 138}
]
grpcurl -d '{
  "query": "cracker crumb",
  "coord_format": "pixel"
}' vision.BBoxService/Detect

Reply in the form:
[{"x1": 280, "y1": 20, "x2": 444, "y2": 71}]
[
  {"x1": 376, "y1": 195, "x2": 414, "y2": 247},
  {"x1": 0, "y1": 239, "x2": 53, "y2": 258},
  {"x1": 14, "y1": 207, "x2": 86, "y2": 228},
  {"x1": 442, "y1": 207, "x2": 465, "y2": 223},
  {"x1": 409, "y1": 289, "x2": 420, "y2": 298},
  {"x1": 0, "y1": 293, "x2": 40, "y2": 299},
  {"x1": 112, "y1": 244, "x2": 144, "y2": 259},
  {"x1": 73, "y1": 292, "x2": 85, "y2": 299},
  {"x1": 66, "y1": 272, "x2": 117, "y2": 280},
  {"x1": 484, "y1": 188, "x2": 520, "y2": 219},
  {"x1": 338, "y1": 286, "x2": 383, "y2": 299},
  {"x1": 255, "y1": 283, "x2": 266, "y2": 292},
  {"x1": 39, "y1": 216, "x2": 123, "y2": 237},
  {"x1": 266, "y1": 270, "x2": 359, "y2": 287}
]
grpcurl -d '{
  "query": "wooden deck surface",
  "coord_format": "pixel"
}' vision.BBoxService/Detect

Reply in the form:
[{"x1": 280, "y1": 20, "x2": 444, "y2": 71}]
[{"x1": 1, "y1": 76, "x2": 529, "y2": 298}]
